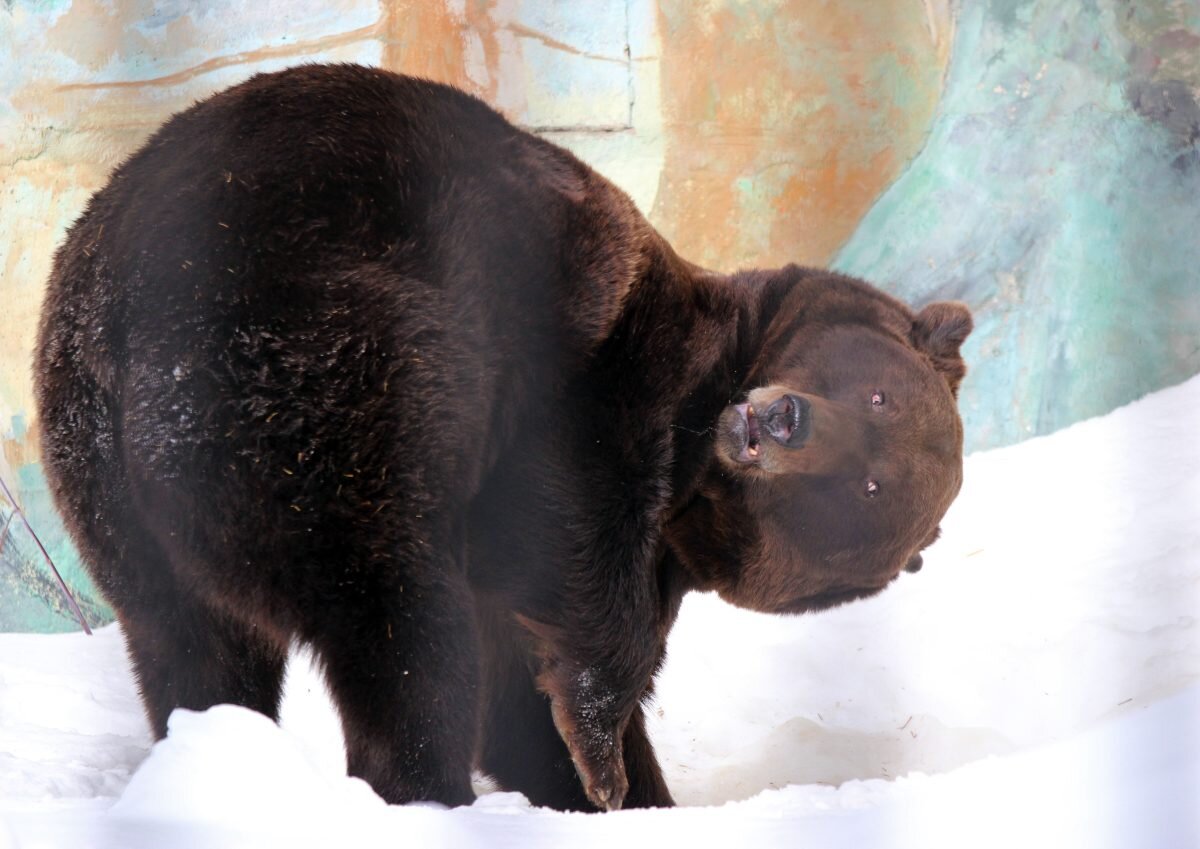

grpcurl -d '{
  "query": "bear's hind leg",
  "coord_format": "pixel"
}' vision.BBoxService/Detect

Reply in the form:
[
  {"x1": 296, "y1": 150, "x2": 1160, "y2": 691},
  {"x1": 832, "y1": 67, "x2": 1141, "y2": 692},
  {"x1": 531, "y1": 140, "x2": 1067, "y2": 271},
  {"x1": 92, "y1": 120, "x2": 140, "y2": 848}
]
[
  {"x1": 111, "y1": 539, "x2": 288, "y2": 739},
  {"x1": 35, "y1": 365, "x2": 288, "y2": 738},
  {"x1": 481, "y1": 688, "x2": 674, "y2": 810},
  {"x1": 620, "y1": 704, "x2": 674, "y2": 809},
  {"x1": 477, "y1": 617, "x2": 592, "y2": 810},
  {"x1": 301, "y1": 549, "x2": 480, "y2": 807},
  {"x1": 477, "y1": 609, "x2": 674, "y2": 810}
]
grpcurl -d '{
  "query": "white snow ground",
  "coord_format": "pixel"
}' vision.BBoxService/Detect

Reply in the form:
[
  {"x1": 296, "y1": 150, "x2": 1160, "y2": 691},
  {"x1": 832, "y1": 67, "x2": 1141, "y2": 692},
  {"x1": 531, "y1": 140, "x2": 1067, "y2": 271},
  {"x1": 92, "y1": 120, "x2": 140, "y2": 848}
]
[{"x1": 2, "y1": 373, "x2": 1199, "y2": 848}]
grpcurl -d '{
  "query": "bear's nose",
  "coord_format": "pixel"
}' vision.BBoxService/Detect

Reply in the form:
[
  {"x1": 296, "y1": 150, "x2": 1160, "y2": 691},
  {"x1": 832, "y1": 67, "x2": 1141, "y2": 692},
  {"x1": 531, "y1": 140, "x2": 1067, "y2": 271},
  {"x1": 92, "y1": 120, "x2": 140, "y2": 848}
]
[{"x1": 762, "y1": 394, "x2": 811, "y2": 446}]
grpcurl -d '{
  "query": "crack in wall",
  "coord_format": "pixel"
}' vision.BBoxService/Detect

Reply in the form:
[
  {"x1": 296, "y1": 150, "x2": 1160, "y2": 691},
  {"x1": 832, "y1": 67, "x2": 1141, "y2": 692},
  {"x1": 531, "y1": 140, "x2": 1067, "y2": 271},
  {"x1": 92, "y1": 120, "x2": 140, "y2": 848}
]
[
  {"x1": 48, "y1": 9, "x2": 641, "y2": 136},
  {"x1": 505, "y1": 21, "x2": 626, "y2": 65},
  {"x1": 54, "y1": 21, "x2": 384, "y2": 92}
]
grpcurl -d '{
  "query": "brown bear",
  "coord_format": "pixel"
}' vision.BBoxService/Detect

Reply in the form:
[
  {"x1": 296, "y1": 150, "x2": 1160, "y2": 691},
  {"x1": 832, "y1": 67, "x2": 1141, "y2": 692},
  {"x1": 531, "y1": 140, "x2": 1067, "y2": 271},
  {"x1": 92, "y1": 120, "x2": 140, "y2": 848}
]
[{"x1": 35, "y1": 64, "x2": 971, "y2": 812}]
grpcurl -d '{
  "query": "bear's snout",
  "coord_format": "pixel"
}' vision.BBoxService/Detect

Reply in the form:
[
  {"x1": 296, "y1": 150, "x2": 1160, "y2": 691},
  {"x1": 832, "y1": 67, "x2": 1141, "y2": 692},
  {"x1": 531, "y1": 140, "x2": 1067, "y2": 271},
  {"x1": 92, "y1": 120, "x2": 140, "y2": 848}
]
[
  {"x1": 761, "y1": 393, "x2": 810, "y2": 447},
  {"x1": 724, "y1": 387, "x2": 871, "y2": 476}
]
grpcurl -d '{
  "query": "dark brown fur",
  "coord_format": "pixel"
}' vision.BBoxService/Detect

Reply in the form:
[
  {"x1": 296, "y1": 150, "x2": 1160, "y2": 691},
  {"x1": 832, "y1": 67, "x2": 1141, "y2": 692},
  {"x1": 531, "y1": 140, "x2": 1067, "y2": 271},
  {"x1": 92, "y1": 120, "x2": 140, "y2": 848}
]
[{"x1": 34, "y1": 64, "x2": 971, "y2": 811}]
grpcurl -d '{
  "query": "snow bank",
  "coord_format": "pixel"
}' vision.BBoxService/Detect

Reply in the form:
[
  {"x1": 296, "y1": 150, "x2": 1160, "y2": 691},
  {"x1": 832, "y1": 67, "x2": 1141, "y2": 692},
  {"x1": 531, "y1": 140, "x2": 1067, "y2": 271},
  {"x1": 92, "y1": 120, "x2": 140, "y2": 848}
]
[{"x1": 2, "y1": 373, "x2": 1198, "y2": 848}]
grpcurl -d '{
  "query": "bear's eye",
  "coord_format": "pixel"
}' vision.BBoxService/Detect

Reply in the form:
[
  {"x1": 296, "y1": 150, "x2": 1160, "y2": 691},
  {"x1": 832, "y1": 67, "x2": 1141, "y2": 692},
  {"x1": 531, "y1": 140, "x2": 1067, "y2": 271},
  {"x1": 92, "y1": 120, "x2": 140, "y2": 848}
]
[
  {"x1": 871, "y1": 390, "x2": 886, "y2": 407},
  {"x1": 865, "y1": 479, "x2": 880, "y2": 498}
]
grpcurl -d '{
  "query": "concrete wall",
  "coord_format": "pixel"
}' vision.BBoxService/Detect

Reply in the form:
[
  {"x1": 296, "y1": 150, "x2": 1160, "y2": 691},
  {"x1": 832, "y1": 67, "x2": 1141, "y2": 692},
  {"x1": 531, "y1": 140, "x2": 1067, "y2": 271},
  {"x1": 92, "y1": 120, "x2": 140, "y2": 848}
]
[{"x1": 2, "y1": 0, "x2": 1196, "y2": 630}]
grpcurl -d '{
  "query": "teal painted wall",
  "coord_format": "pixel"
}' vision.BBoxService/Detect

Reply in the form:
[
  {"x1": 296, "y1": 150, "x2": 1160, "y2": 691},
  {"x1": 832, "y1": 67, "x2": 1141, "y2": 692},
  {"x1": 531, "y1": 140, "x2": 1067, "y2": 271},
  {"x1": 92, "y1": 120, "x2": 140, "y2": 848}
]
[
  {"x1": 835, "y1": 0, "x2": 1200, "y2": 451},
  {"x1": 0, "y1": 462, "x2": 109, "y2": 632}
]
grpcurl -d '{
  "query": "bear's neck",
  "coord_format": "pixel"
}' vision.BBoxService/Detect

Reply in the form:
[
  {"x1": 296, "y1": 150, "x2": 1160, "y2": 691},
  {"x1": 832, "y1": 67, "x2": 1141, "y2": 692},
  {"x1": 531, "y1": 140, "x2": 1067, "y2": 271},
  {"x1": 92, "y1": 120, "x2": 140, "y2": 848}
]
[{"x1": 612, "y1": 238, "x2": 799, "y2": 517}]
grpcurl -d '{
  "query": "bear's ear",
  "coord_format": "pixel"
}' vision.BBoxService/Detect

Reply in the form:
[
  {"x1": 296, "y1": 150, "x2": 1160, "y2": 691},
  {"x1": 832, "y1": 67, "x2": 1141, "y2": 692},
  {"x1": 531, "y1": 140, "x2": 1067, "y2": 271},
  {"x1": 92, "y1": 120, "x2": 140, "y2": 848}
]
[{"x1": 911, "y1": 301, "x2": 973, "y2": 396}]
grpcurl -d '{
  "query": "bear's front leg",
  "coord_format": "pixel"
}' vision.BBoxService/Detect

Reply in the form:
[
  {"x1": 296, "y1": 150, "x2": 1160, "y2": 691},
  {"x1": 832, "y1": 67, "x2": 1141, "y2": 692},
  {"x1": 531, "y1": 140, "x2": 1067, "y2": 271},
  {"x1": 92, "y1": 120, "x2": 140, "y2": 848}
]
[
  {"x1": 546, "y1": 664, "x2": 631, "y2": 810},
  {"x1": 519, "y1": 614, "x2": 664, "y2": 811}
]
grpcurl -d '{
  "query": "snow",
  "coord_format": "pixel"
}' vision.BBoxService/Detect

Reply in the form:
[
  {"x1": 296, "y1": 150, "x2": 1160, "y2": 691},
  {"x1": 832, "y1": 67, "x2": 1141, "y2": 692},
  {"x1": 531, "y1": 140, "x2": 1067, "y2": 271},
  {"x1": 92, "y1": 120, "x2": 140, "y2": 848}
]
[{"x1": 2, "y1": 373, "x2": 1199, "y2": 848}]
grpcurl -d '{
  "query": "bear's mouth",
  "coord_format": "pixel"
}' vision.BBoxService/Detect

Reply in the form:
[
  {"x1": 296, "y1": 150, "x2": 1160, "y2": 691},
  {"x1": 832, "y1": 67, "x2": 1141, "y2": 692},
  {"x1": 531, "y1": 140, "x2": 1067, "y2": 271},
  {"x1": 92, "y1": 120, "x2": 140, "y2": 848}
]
[
  {"x1": 716, "y1": 401, "x2": 767, "y2": 467},
  {"x1": 736, "y1": 403, "x2": 761, "y2": 462}
]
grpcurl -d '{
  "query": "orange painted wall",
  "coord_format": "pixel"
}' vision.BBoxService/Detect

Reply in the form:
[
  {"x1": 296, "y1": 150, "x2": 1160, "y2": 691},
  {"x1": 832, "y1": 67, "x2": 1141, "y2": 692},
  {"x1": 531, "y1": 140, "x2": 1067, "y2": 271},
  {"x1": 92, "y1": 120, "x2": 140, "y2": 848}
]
[{"x1": 653, "y1": 0, "x2": 952, "y2": 269}]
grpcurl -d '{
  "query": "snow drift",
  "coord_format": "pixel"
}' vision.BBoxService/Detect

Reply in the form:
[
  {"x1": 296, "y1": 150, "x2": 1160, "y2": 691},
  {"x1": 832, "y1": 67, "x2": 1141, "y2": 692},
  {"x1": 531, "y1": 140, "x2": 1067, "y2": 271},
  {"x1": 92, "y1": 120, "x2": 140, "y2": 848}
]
[{"x1": 2, "y1": 373, "x2": 1198, "y2": 848}]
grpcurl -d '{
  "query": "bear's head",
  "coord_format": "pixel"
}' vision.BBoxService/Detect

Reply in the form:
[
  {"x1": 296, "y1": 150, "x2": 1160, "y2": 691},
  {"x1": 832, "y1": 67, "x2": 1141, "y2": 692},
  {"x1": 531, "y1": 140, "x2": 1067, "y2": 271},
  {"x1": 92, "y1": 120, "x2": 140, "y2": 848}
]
[{"x1": 669, "y1": 270, "x2": 972, "y2": 614}]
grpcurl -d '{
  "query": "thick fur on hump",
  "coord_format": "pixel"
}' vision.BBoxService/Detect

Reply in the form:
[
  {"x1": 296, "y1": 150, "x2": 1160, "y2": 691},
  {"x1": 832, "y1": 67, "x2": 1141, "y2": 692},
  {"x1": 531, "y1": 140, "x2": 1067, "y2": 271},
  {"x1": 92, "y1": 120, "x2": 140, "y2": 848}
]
[{"x1": 36, "y1": 64, "x2": 971, "y2": 812}]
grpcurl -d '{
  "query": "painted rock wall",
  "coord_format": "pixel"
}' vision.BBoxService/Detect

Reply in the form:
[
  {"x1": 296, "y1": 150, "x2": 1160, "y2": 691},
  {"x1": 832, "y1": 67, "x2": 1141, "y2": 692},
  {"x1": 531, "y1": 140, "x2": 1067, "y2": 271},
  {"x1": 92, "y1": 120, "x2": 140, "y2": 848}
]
[
  {"x1": 5, "y1": 0, "x2": 1197, "y2": 631},
  {"x1": 0, "y1": 0, "x2": 951, "y2": 631}
]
